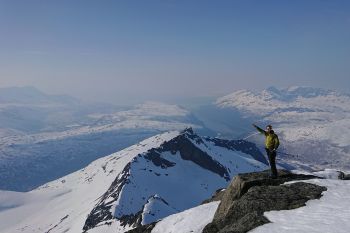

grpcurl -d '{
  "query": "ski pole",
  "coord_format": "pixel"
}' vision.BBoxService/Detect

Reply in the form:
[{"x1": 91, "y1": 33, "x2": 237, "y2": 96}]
[{"x1": 242, "y1": 132, "x2": 260, "y2": 140}]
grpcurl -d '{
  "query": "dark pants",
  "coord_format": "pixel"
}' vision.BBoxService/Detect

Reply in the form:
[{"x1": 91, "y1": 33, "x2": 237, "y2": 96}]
[{"x1": 265, "y1": 148, "x2": 278, "y2": 177}]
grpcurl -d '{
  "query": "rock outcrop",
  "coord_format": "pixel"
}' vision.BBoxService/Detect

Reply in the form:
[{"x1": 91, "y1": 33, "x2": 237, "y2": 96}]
[{"x1": 203, "y1": 170, "x2": 326, "y2": 233}]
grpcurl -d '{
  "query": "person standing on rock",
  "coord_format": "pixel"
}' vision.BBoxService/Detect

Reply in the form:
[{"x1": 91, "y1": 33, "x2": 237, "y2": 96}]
[{"x1": 252, "y1": 124, "x2": 280, "y2": 178}]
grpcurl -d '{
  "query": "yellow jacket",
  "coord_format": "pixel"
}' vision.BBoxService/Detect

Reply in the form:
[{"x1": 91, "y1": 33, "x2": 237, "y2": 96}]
[{"x1": 253, "y1": 125, "x2": 280, "y2": 150}]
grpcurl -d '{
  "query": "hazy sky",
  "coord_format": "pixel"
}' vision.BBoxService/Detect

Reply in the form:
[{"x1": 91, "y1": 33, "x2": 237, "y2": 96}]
[{"x1": 0, "y1": 0, "x2": 349, "y2": 104}]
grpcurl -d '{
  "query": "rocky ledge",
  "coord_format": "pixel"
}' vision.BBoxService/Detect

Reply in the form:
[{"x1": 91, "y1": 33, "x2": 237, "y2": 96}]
[{"x1": 203, "y1": 170, "x2": 326, "y2": 233}]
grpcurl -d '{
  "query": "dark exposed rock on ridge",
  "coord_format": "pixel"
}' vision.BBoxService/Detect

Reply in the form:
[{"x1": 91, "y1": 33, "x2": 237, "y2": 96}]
[{"x1": 83, "y1": 163, "x2": 132, "y2": 232}]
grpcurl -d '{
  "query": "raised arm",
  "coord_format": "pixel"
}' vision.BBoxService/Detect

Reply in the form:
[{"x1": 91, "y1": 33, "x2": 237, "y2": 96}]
[{"x1": 252, "y1": 124, "x2": 267, "y2": 135}]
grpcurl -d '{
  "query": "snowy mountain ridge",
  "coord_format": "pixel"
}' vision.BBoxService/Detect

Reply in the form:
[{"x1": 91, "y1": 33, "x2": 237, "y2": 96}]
[{"x1": 0, "y1": 129, "x2": 268, "y2": 233}]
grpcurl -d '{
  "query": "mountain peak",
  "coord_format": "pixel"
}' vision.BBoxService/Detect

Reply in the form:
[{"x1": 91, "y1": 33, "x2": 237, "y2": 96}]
[{"x1": 181, "y1": 127, "x2": 194, "y2": 135}]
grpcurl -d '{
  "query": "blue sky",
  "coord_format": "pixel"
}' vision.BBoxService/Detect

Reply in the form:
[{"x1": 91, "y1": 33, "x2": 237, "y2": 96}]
[{"x1": 0, "y1": 0, "x2": 349, "y2": 103}]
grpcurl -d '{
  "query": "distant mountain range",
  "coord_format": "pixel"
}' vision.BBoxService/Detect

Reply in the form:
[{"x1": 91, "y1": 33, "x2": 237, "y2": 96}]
[
  {"x1": 0, "y1": 87, "x2": 208, "y2": 191},
  {"x1": 216, "y1": 86, "x2": 349, "y2": 116}
]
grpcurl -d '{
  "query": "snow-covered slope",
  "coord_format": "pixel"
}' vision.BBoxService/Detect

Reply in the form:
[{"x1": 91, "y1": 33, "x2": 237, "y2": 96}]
[
  {"x1": 214, "y1": 86, "x2": 350, "y2": 169},
  {"x1": 0, "y1": 129, "x2": 267, "y2": 233}
]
